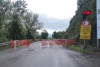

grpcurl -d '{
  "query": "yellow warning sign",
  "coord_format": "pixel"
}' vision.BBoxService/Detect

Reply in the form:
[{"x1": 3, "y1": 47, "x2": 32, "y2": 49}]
[{"x1": 80, "y1": 25, "x2": 91, "y2": 39}]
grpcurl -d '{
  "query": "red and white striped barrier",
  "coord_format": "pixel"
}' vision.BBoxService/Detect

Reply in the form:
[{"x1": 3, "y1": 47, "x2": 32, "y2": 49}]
[
  {"x1": 41, "y1": 39, "x2": 77, "y2": 46},
  {"x1": 10, "y1": 40, "x2": 30, "y2": 48}
]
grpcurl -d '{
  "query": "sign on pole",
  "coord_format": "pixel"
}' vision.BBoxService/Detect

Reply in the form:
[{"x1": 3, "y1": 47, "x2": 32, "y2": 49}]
[
  {"x1": 80, "y1": 20, "x2": 91, "y2": 39},
  {"x1": 97, "y1": 0, "x2": 100, "y2": 39}
]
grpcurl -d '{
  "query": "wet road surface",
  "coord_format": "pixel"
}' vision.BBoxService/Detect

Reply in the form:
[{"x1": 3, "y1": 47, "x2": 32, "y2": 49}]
[{"x1": 0, "y1": 41, "x2": 100, "y2": 67}]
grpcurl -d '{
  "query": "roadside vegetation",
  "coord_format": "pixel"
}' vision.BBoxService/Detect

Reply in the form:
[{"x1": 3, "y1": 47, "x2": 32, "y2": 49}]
[
  {"x1": 64, "y1": 0, "x2": 100, "y2": 53},
  {"x1": 65, "y1": 0, "x2": 96, "y2": 46},
  {"x1": 0, "y1": 45, "x2": 10, "y2": 51},
  {"x1": 0, "y1": 0, "x2": 43, "y2": 43},
  {"x1": 68, "y1": 45, "x2": 100, "y2": 55},
  {"x1": 52, "y1": 31, "x2": 66, "y2": 39},
  {"x1": 0, "y1": 0, "x2": 50, "y2": 50},
  {"x1": 69, "y1": 45, "x2": 93, "y2": 54}
]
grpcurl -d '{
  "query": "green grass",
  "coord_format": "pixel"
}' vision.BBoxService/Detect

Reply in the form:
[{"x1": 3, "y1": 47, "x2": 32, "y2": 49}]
[
  {"x1": 69, "y1": 45, "x2": 93, "y2": 54},
  {"x1": 0, "y1": 45, "x2": 10, "y2": 51}
]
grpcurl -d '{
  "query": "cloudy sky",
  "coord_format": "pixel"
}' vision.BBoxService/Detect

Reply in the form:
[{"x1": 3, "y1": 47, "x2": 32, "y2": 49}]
[{"x1": 13, "y1": 0, "x2": 77, "y2": 36}]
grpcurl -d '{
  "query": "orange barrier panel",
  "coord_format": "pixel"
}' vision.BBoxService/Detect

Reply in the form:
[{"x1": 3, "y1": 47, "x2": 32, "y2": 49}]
[
  {"x1": 41, "y1": 39, "x2": 77, "y2": 47},
  {"x1": 54, "y1": 39, "x2": 66, "y2": 45},
  {"x1": 10, "y1": 39, "x2": 30, "y2": 48},
  {"x1": 26, "y1": 40, "x2": 29, "y2": 46},
  {"x1": 67, "y1": 39, "x2": 77, "y2": 45},
  {"x1": 53, "y1": 39, "x2": 77, "y2": 46},
  {"x1": 16, "y1": 40, "x2": 30, "y2": 46},
  {"x1": 42, "y1": 40, "x2": 47, "y2": 46},
  {"x1": 10, "y1": 39, "x2": 14, "y2": 48},
  {"x1": 49, "y1": 40, "x2": 53, "y2": 47}
]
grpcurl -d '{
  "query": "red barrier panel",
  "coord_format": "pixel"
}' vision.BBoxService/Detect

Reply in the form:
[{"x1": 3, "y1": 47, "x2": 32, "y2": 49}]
[
  {"x1": 10, "y1": 40, "x2": 14, "y2": 48},
  {"x1": 54, "y1": 39, "x2": 66, "y2": 45},
  {"x1": 54, "y1": 39, "x2": 77, "y2": 46},
  {"x1": 26, "y1": 40, "x2": 30, "y2": 46},
  {"x1": 66, "y1": 39, "x2": 77, "y2": 45},
  {"x1": 49, "y1": 40, "x2": 53, "y2": 47},
  {"x1": 42, "y1": 40, "x2": 47, "y2": 46},
  {"x1": 10, "y1": 39, "x2": 30, "y2": 48},
  {"x1": 41, "y1": 39, "x2": 77, "y2": 47}
]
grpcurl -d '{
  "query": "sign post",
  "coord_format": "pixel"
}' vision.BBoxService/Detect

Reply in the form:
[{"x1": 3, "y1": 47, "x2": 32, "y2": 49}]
[{"x1": 96, "y1": 0, "x2": 100, "y2": 47}]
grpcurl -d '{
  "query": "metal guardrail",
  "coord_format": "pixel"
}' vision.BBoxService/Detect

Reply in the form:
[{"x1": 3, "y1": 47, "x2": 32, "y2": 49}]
[{"x1": 0, "y1": 42, "x2": 10, "y2": 46}]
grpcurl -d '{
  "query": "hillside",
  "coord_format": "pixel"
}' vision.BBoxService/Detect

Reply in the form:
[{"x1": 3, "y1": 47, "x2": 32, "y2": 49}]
[{"x1": 66, "y1": 0, "x2": 96, "y2": 46}]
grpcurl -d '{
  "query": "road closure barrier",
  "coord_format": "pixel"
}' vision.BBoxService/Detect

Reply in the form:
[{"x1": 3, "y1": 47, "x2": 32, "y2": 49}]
[
  {"x1": 41, "y1": 39, "x2": 77, "y2": 46},
  {"x1": 10, "y1": 39, "x2": 14, "y2": 48},
  {"x1": 42, "y1": 40, "x2": 47, "y2": 46},
  {"x1": 10, "y1": 40, "x2": 30, "y2": 48}
]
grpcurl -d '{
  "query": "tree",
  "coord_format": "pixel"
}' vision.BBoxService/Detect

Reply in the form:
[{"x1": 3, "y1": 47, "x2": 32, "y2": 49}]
[
  {"x1": 0, "y1": 0, "x2": 43, "y2": 42},
  {"x1": 41, "y1": 30, "x2": 48, "y2": 39},
  {"x1": 52, "y1": 31, "x2": 65, "y2": 39},
  {"x1": 23, "y1": 11, "x2": 43, "y2": 39},
  {"x1": 9, "y1": 0, "x2": 27, "y2": 40},
  {"x1": 26, "y1": 29, "x2": 34, "y2": 39},
  {"x1": 52, "y1": 31, "x2": 58, "y2": 39},
  {"x1": 0, "y1": 0, "x2": 12, "y2": 42},
  {"x1": 9, "y1": 19, "x2": 26, "y2": 40},
  {"x1": 77, "y1": 0, "x2": 83, "y2": 8},
  {"x1": 0, "y1": 0, "x2": 10, "y2": 28},
  {"x1": 35, "y1": 31, "x2": 41, "y2": 39}
]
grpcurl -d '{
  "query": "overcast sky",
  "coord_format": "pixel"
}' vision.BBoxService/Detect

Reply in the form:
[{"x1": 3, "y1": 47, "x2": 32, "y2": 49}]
[{"x1": 12, "y1": 0, "x2": 77, "y2": 36}]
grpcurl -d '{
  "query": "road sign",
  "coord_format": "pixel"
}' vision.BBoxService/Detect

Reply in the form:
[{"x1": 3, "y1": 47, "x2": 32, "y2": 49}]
[
  {"x1": 82, "y1": 20, "x2": 90, "y2": 27},
  {"x1": 80, "y1": 24, "x2": 91, "y2": 39}
]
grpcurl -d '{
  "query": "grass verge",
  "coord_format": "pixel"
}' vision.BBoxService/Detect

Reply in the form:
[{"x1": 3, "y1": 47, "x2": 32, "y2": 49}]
[
  {"x1": 69, "y1": 45, "x2": 93, "y2": 54},
  {"x1": 0, "y1": 45, "x2": 10, "y2": 51}
]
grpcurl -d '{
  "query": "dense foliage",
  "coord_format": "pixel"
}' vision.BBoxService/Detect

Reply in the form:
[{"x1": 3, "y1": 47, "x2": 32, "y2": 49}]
[
  {"x1": 52, "y1": 31, "x2": 66, "y2": 39},
  {"x1": 41, "y1": 30, "x2": 48, "y2": 39},
  {"x1": 0, "y1": 0, "x2": 43, "y2": 42}
]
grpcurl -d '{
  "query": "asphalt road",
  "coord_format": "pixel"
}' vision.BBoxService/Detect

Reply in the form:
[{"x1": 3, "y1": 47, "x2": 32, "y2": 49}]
[{"x1": 0, "y1": 41, "x2": 100, "y2": 67}]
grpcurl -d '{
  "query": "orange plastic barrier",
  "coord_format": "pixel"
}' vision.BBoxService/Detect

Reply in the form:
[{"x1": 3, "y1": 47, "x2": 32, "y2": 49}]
[
  {"x1": 10, "y1": 40, "x2": 14, "y2": 48},
  {"x1": 41, "y1": 39, "x2": 77, "y2": 46},
  {"x1": 10, "y1": 40, "x2": 30, "y2": 48},
  {"x1": 49, "y1": 40, "x2": 53, "y2": 46},
  {"x1": 54, "y1": 39, "x2": 77, "y2": 46},
  {"x1": 54, "y1": 39, "x2": 66, "y2": 45},
  {"x1": 16, "y1": 40, "x2": 30, "y2": 46},
  {"x1": 67, "y1": 40, "x2": 77, "y2": 45},
  {"x1": 42, "y1": 40, "x2": 47, "y2": 46}
]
